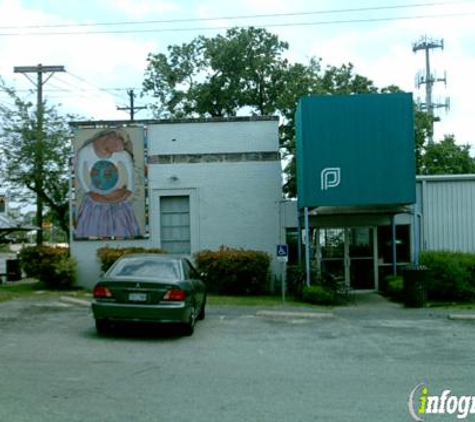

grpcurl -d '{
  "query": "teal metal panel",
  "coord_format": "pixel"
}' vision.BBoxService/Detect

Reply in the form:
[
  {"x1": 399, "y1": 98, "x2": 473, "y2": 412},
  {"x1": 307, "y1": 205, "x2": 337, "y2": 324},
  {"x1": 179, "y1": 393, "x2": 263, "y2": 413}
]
[{"x1": 296, "y1": 93, "x2": 416, "y2": 208}]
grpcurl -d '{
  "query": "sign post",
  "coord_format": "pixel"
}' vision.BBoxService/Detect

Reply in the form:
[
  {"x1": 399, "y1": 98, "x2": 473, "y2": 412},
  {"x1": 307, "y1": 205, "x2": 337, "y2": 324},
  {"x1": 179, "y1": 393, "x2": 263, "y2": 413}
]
[{"x1": 276, "y1": 244, "x2": 289, "y2": 304}]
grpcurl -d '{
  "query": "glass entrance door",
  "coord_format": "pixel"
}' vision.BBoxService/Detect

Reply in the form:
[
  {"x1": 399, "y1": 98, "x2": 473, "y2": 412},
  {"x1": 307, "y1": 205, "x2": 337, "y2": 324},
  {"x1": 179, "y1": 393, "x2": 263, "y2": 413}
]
[
  {"x1": 349, "y1": 227, "x2": 376, "y2": 289},
  {"x1": 319, "y1": 228, "x2": 349, "y2": 284},
  {"x1": 318, "y1": 227, "x2": 377, "y2": 290}
]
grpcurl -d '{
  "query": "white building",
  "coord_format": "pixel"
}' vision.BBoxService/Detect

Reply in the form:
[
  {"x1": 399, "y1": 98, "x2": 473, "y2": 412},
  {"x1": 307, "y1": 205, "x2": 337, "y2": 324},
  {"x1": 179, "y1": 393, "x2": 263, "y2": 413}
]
[{"x1": 70, "y1": 117, "x2": 283, "y2": 288}]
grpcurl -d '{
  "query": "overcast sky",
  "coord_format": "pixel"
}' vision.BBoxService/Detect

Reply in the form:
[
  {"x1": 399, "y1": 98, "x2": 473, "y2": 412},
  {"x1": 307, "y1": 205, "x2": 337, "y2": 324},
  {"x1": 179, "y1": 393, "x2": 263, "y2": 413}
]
[{"x1": 0, "y1": 0, "x2": 474, "y2": 148}]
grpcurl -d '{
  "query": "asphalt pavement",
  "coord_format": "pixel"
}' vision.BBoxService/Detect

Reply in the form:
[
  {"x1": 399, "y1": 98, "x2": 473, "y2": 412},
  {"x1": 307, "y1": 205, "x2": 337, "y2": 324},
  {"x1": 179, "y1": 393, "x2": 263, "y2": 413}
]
[{"x1": 0, "y1": 292, "x2": 474, "y2": 422}]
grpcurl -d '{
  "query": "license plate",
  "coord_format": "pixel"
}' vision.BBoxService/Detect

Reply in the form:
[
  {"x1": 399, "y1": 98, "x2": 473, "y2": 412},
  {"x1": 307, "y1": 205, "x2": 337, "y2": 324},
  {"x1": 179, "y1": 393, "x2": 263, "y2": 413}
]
[{"x1": 129, "y1": 292, "x2": 147, "y2": 302}]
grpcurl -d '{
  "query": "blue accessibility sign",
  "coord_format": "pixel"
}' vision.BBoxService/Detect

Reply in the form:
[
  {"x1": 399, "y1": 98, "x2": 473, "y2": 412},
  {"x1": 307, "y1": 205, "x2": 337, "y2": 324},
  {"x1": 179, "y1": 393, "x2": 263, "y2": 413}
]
[{"x1": 276, "y1": 244, "x2": 289, "y2": 258}]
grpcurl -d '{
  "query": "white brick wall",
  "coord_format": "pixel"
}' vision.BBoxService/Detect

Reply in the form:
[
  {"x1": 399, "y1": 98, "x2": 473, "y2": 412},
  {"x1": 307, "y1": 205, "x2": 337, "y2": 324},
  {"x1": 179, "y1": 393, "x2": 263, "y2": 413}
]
[
  {"x1": 148, "y1": 120, "x2": 278, "y2": 155},
  {"x1": 150, "y1": 161, "x2": 282, "y2": 253}
]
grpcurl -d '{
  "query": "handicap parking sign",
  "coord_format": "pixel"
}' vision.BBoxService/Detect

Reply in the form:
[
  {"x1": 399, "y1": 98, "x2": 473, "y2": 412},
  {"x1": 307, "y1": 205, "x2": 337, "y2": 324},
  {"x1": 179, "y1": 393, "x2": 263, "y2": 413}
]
[{"x1": 276, "y1": 244, "x2": 289, "y2": 259}]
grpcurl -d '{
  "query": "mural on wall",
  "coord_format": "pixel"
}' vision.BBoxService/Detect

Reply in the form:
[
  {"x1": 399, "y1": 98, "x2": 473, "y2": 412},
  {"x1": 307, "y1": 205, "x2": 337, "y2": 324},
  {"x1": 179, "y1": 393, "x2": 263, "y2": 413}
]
[{"x1": 72, "y1": 126, "x2": 148, "y2": 240}]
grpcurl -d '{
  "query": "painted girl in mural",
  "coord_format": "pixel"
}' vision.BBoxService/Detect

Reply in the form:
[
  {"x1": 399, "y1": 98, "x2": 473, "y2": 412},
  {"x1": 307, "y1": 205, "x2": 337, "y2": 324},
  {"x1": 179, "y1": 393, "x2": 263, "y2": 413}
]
[{"x1": 74, "y1": 128, "x2": 141, "y2": 238}]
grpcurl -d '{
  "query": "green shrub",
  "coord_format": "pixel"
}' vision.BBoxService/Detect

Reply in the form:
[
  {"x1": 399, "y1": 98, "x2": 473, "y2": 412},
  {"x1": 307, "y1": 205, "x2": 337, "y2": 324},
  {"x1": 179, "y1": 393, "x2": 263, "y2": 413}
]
[
  {"x1": 194, "y1": 246, "x2": 271, "y2": 295},
  {"x1": 0, "y1": 244, "x2": 11, "y2": 253},
  {"x1": 18, "y1": 245, "x2": 77, "y2": 289},
  {"x1": 96, "y1": 246, "x2": 166, "y2": 273},
  {"x1": 287, "y1": 264, "x2": 323, "y2": 298},
  {"x1": 301, "y1": 285, "x2": 335, "y2": 305},
  {"x1": 386, "y1": 275, "x2": 404, "y2": 301},
  {"x1": 286, "y1": 265, "x2": 306, "y2": 299},
  {"x1": 419, "y1": 251, "x2": 475, "y2": 302}
]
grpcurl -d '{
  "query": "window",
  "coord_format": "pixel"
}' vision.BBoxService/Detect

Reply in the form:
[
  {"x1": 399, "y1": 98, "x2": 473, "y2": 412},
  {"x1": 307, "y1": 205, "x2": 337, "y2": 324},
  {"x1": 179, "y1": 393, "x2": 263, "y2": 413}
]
[
  {"x1": 377, "y1": 224, "x2": 411, "y2": 264},
  {"x1": 160, "y1": 196, "x2": 191, "y2": 254},
  {"x1": 182, "y1": 259, "x2": 199, "y2": 279},
  {"x1": 111, "y1": 257, "x2": 180, "y2": 280}
]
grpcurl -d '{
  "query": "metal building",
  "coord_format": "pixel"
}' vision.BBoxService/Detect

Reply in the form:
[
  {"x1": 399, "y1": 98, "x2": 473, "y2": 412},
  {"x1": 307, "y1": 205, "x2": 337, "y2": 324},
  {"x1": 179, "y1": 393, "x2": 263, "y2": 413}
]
[
  {"x1": 282, "y1": 174, "x2": 475, "y2": 291},
  {"x1": 416, "y1": 174, "x2": 475, "y2": 252}
]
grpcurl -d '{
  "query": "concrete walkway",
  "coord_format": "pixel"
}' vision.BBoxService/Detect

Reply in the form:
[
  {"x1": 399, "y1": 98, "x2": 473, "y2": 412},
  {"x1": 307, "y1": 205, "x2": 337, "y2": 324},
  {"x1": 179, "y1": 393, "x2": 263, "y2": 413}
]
[{"x1": 349, "y1": 289, "x2": 401, "y2": 308}]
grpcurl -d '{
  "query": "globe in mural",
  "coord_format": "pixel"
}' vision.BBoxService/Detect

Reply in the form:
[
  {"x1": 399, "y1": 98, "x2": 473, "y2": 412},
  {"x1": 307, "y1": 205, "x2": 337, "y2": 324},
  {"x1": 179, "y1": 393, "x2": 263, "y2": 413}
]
[{"x1": 90, "y1": 160, "x2": 119, "y2": 191}]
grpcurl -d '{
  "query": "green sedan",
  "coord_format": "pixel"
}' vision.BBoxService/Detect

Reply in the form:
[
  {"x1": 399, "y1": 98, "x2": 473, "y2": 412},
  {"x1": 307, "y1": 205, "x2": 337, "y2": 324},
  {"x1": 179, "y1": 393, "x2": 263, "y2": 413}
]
[{"x1": 92, "y1": 254, "x2": 206, "y2": 336}]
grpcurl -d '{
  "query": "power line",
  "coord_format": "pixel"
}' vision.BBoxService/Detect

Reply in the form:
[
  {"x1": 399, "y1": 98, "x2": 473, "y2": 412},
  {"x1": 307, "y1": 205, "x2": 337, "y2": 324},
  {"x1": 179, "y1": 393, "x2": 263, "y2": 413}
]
[
  {"x1": 0, "y1": 1, "x2": 472, "y2": 30},
  {"x1": 17, "y1": 72, "x2": 143, "y2": 104},
  {"x1": 39, "y1": 85, "x2": 140, "y2": 94},
  {"x1": 0, "y1": 9, "x2": 474, "y2": 36},
  {"x1": 46, "y1": 81, "x2": 98, "y2": 102},
  {"x1": 64, "y1": 71, "x2": 131, "y2": 102},
  {"x1": 32, "y1": 74, "x2": 129, "y2": 104},
  {"x1": 52, "y1": 75, "x2": 127, "y2": 102}
]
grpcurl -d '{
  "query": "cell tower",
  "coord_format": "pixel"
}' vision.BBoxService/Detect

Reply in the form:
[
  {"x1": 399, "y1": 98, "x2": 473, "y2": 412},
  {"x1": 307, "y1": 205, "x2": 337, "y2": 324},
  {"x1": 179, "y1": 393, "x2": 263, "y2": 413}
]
[{"x1": 413, "y1": 36, "x2": 450, "y2": 143}]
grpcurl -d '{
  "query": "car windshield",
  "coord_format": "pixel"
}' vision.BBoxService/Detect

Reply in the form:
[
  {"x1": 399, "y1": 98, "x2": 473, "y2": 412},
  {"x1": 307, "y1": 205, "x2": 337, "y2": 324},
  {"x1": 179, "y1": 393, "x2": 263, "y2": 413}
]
[{"x1": 109, "y1": 258, "x2": 181, "y2": 280}]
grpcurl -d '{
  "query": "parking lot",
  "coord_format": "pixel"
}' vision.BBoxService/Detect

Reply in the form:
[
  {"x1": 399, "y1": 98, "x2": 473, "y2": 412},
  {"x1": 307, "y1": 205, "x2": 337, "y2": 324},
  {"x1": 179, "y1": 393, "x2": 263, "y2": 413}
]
[{"x1": 0, "y1": 294, "x2": 474, "y2": 422}]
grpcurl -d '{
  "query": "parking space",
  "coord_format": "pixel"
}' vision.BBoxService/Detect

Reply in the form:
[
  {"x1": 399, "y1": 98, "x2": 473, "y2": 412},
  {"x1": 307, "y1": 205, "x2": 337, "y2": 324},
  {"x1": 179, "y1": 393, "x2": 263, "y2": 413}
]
[{"x1": 0, "y1": 297, "x2": 474, "y2": 421}]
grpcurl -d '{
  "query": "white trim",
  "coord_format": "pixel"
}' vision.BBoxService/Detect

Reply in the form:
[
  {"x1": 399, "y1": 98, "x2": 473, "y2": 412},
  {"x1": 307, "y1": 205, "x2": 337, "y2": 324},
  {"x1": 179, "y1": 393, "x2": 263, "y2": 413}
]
[{"x1": 152, "y1": 188, "x2": 200, "y2": 254}]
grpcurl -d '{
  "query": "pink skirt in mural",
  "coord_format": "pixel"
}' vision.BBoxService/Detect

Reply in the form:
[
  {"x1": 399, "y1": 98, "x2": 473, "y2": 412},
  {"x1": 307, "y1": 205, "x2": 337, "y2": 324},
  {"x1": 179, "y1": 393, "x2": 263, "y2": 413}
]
[{"x1": 75, "y1": 195, "x2": 141, "y2": 239}]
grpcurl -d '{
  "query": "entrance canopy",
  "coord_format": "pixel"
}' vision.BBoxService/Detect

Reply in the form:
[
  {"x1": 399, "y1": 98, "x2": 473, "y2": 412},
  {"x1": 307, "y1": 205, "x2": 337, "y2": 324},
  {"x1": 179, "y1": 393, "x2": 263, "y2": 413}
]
[
  {"x1": 306, "y1": 204, "x2": 411, "y2": 228},
  {"x1": 295, "y1": 93, "x2": 417, "y2": 286}
]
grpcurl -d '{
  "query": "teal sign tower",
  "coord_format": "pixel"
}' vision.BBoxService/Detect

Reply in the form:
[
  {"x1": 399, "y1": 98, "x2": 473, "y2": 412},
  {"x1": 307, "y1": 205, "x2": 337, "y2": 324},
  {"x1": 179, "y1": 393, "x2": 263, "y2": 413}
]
[{"x1": 296, "y1": 93, "x2": 416, "y2": 208}]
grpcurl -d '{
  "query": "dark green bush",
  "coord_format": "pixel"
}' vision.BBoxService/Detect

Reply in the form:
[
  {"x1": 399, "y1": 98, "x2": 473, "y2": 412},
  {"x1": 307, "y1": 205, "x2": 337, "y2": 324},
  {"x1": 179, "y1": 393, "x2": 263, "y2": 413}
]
[
  {"x1": 194, "y1": 246, "x2": 271, "y2": 295},
  {"x1": 287, "y1": 264, "x2": 323, "y2": 299},
  {"x1": 18, "y1": 245, "x2": 77, "y2": 289},
  {"x1": 96, "y1": 246, "x2": 166, "y2": 273},
  {"x1": 301, "y1": 285, "x2": 335, "y2": 305},
  {"x1": 286, "y1": 265, "x2": 306, "y2": 299},
  {"x1": 419, "y1": 251, "x2": 475, "y2": 301},
  {"x1": 385, "y1": 275, "x2": 404, "y2": 301}
]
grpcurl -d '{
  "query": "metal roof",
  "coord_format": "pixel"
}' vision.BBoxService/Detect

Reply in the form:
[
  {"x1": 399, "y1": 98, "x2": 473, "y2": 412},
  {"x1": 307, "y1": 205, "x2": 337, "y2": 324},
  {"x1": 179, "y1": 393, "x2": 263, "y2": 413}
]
[{"x1": 0, "y1": 214, "x2": 37, "y2": 234}]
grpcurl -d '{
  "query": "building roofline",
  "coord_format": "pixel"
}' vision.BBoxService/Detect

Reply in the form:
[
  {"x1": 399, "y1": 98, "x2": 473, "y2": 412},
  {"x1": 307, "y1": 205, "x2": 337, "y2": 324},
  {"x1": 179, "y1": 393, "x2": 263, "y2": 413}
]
[
  {"x1": 416, "y1": 174, "x2": 475, "y2": 182},
  {"x1": 69, "y1": 115, "x2": 279, "y2": 128}
]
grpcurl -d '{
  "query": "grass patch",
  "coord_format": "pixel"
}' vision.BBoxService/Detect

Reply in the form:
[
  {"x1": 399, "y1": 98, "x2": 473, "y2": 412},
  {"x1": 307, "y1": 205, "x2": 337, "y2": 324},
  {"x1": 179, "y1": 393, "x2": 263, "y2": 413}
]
[
  {"x1": 0, "y1": 280, "x2": 90, "y2": 303},
  {"x1": 427, "y1": 301, "x2": 475, "y2": 310},
  {"x1": 207, "y1": 294, "x2": 322, "y2": 307},
  {"x1": 0, "y1": 282, "x2": 326, "y2": 308}
]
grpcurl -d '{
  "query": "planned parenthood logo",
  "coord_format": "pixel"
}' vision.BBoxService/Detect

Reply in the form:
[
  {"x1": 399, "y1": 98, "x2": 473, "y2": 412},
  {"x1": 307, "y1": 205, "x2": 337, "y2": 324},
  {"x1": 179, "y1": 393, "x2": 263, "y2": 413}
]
[
  {"x1": 408, "y1": 383, "x2": 475, "y2": 420},
  {"x1": 320, "y1": 167, "x2": 341, "y2": 191}
]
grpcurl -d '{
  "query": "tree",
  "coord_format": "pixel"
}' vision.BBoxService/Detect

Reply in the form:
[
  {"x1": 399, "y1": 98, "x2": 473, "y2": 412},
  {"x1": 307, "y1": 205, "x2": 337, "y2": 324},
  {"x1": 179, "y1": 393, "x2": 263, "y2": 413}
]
[
  {"x1": 0, "y1": 78, "x2": 72, "y2": 240},
  {"x1": 143, "y1": 27, "x2": 290, "y2": 118},
  {"x1": 280, "y1": 63, "x2": 379, "y2": 196},
  {"x1": 414, "y1": 109, "x2": 434, "y2": 173},
  {"x1": 421, "y1": 134, "x2": 475, "y2": 175},
  {"x1": 146, "y1": 28, "x2": 468, "y2": 198},
  {"x1": 143, "y1": 28, "x2": 385, "y2": 197}
]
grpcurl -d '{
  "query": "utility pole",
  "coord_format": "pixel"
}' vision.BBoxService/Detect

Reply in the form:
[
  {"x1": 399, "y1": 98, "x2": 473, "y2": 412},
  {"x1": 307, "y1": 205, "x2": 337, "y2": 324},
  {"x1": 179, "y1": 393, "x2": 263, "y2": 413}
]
[
  {"x1": 413, "y1": 36, "x2": 450, "y2": 143},
  {"x1": 13, "y1": 64, "x2": 65, "y2": 245},
  {"x1": 117, "y1": 89, "x2": 147, "y2": 121}
]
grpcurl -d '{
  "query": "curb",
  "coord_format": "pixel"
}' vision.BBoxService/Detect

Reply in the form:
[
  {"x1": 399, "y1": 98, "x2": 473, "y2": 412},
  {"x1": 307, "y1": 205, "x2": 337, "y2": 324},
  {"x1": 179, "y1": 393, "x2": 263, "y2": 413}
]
[
  {"x1": 60, "y1": 296, "x2": 91, "y2": 308},
  {"x1": 448, "y1": 314, "x2": 475, "y2": 321},
  {"x1": 256, "y1": 310, "x2": 334, "y2": 319}
]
